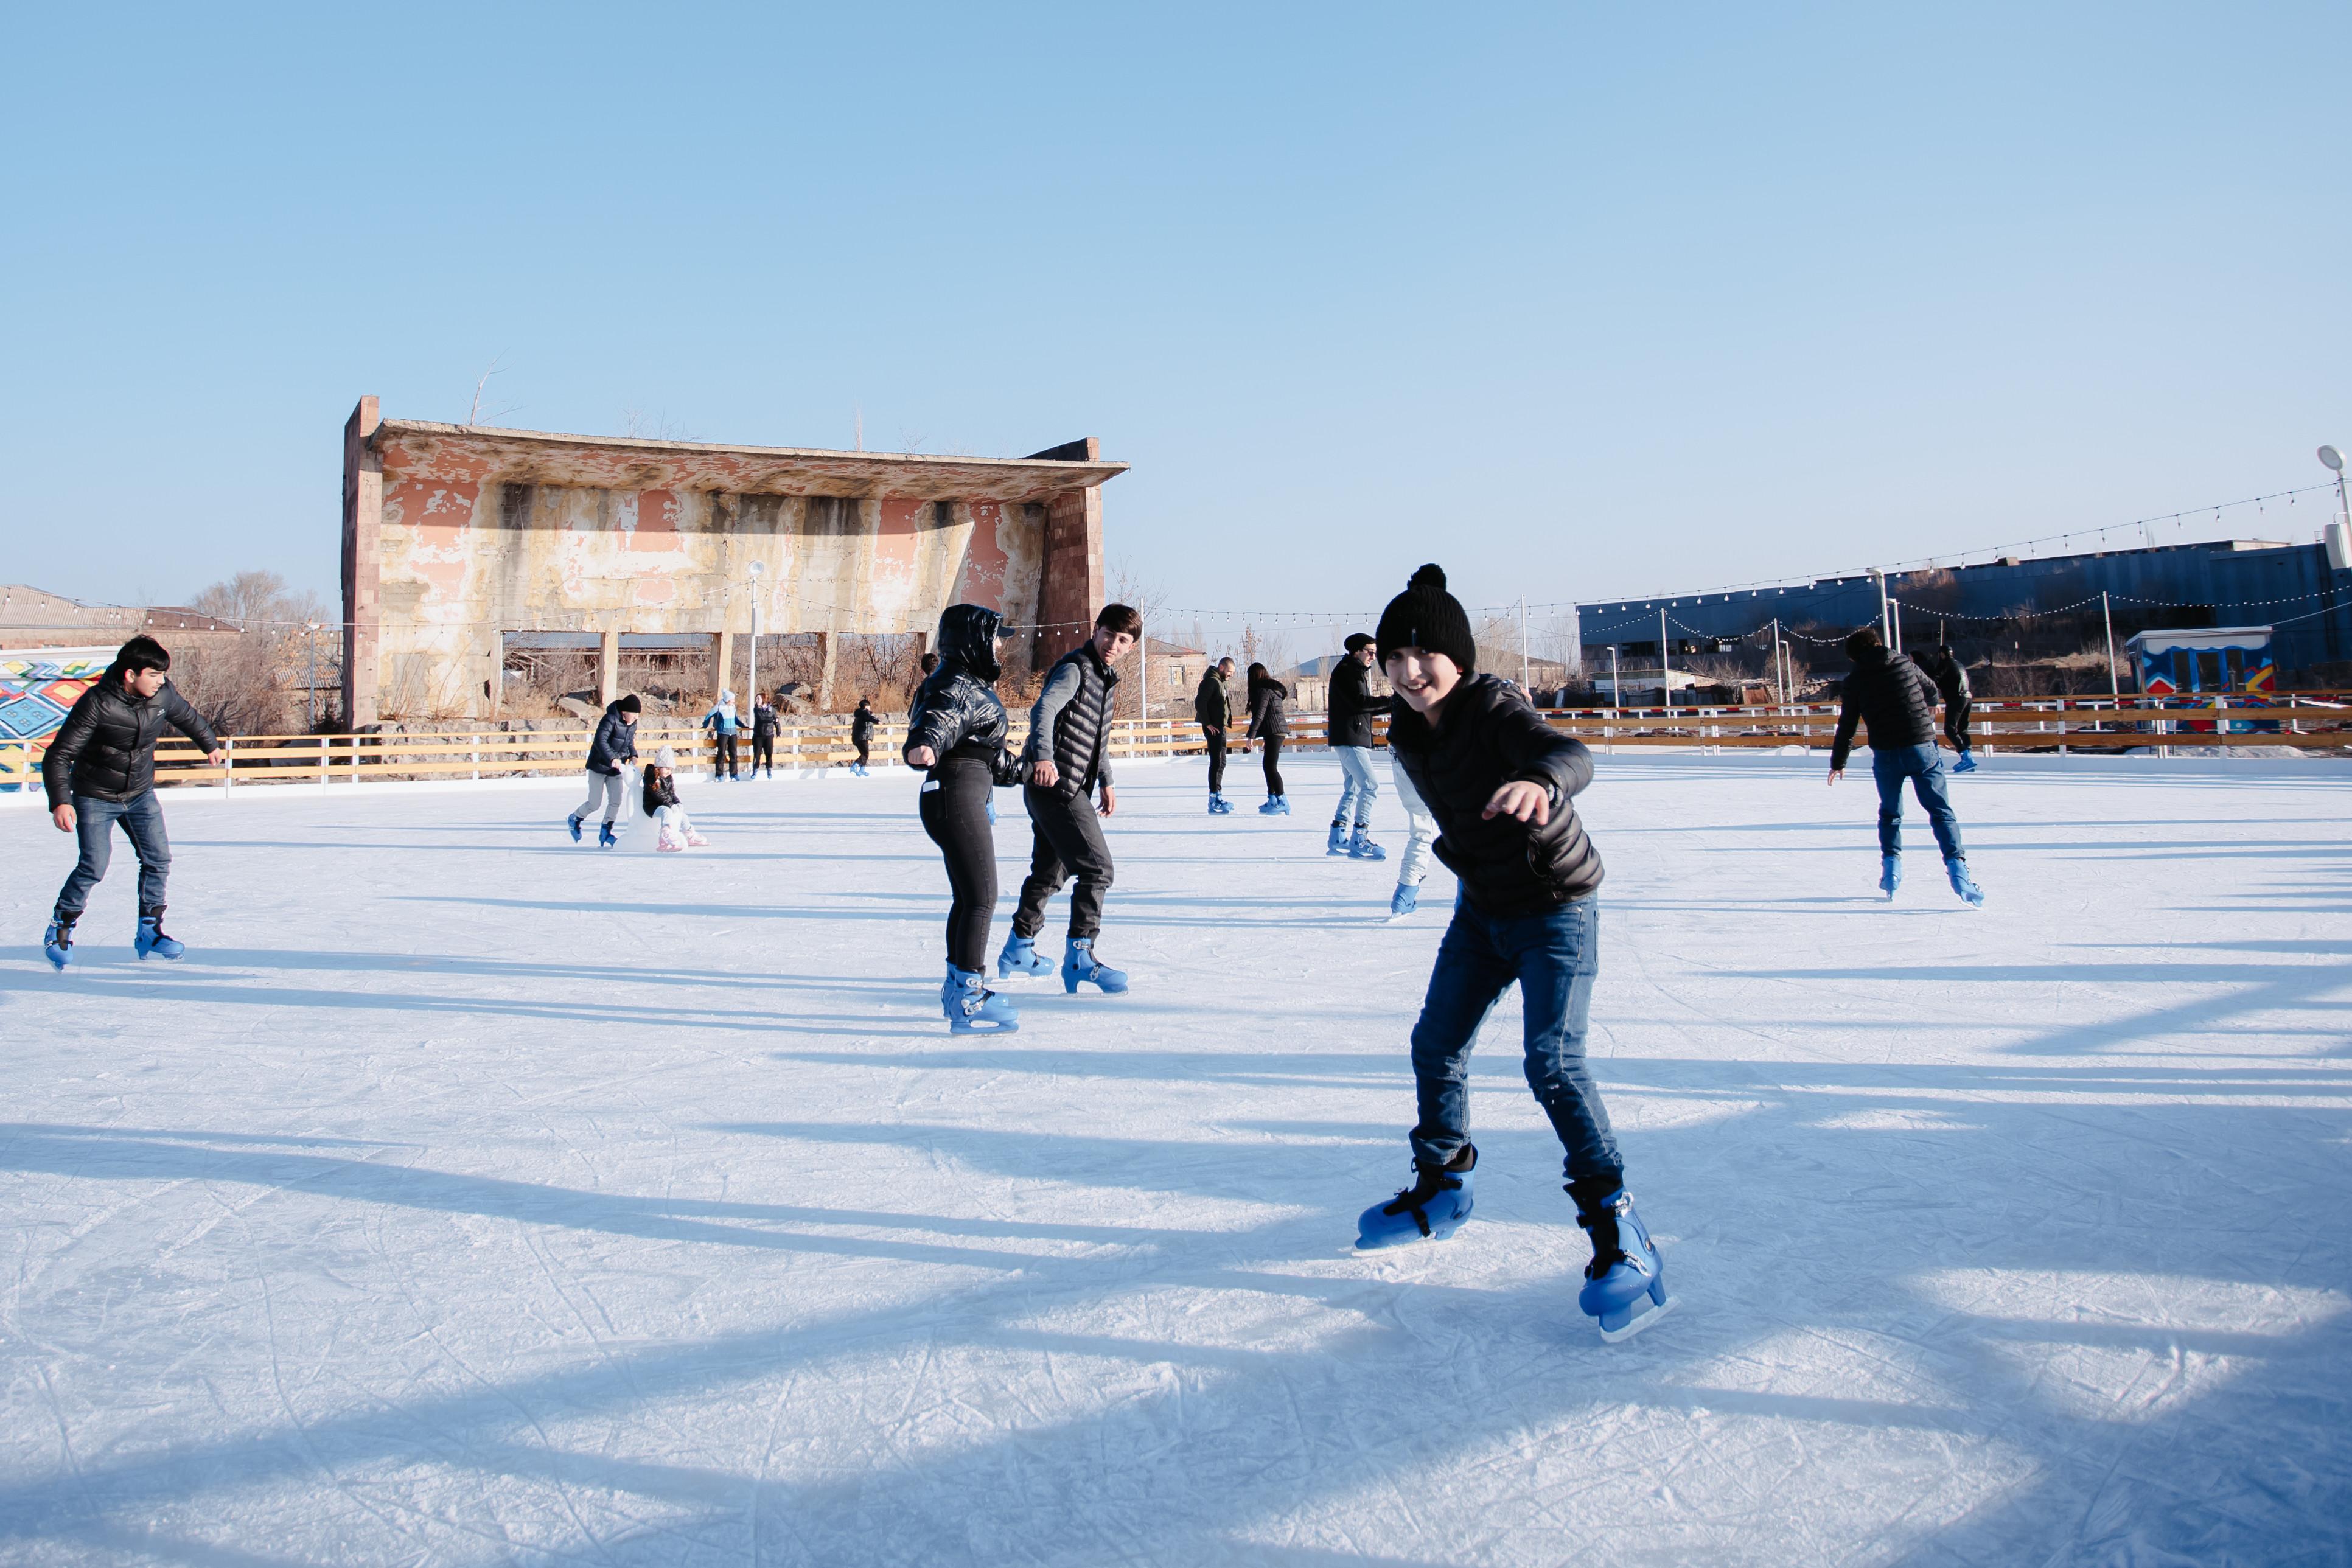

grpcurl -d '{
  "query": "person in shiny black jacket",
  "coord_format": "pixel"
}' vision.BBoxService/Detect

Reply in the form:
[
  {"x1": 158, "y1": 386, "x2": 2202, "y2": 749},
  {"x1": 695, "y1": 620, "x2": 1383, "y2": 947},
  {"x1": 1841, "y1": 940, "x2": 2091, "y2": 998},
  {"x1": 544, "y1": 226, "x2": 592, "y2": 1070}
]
[
  {"x1": 1244, "y1": 663, "x2": 1291, "y2": 812},
  {"x1": 904, "y1": 604, "x2": 1025, "y2": 1031},
  {"x1": 1830, "y1": 627, "x2": 1980, "y2": 902},
  {"x1": 40, "y1": 635, "x2": 225, "y2": 967}
]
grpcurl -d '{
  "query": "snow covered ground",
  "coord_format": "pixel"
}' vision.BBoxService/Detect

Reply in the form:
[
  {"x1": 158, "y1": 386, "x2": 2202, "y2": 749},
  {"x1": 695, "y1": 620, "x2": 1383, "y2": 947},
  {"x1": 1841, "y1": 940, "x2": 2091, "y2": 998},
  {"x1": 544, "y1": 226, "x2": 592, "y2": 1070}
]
[{"x1": 2, "y1": 752, "x2": 2347, "y2": 1566}]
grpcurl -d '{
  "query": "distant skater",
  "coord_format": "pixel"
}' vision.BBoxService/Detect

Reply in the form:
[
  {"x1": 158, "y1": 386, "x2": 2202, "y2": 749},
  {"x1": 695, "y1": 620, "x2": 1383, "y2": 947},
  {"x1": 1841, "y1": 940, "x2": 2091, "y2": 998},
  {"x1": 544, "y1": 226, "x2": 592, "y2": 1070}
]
[
  {"x1": 1388, "y1": 750, "x2": 1439, "y2": 919},
  {"x1": 1194, "y1": 655, "x2": 1237, "y2": 814},
  {"x1": 904, "y1": 605, "x2": 1024, "y2": 1033},
  {"x1": 40, "y1": 635, "x2": 225, "y2": 969},
  {"x1": 1911, "y1": 641, "x2": 1977, "y2": 773},
  {"x1": 1830, "y1": 627, "x2": 1983, "y2": 905},
  {"x1": 1327, "y1": 632, "x2": 1389, "y2": 859},
  {"x1": 1354, "y1": 564, "x2": 1672, "y2": 1342},
  {"x1": 1002, "y1": 604, "x2": 1141, "y2": 994},
  {"x1": 643, "y1": 747, "x2": 708, "y2": 852},
  {"x1": 751, "y1": 692, "x2": 778, "y2": 778},
  {"x1": 1244, "y1": 662, "x2": 1291, "y2": 815},
  {"x1": 570, "y1": 693, "x2": 641, "y2": 847},
  {"x1": 702, "y1": 689, "x2": 741, "y2": 781},
  {"x1": 850, "y1": 698, "x2": 876, "y2": 776}
]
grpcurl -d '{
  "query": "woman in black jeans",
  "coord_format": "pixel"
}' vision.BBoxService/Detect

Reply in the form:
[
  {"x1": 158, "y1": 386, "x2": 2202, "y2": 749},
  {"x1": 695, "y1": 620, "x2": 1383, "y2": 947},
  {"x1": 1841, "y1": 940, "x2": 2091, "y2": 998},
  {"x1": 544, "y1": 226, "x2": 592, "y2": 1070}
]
[
  {"x1": 904, "y1": 604, "x2": 1024, "y2": 1032},
  {"x1": 1246, "y1": 661, "x2": 1292, "y2": 815}
]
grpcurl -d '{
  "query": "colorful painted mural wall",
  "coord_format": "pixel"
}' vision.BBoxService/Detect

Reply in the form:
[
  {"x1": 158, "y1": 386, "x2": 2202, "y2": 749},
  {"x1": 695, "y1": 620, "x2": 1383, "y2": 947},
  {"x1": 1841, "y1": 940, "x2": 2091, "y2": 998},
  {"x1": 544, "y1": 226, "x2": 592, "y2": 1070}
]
[{"x1": 0, "y1": 648, "x2": 110, "y2": 792}]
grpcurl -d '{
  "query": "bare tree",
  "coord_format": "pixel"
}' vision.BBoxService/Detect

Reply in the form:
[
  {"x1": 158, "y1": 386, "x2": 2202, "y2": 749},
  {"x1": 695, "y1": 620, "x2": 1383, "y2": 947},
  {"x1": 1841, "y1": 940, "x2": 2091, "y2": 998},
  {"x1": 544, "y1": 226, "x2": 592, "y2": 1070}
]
[
  {"x1": 467, "y1": 353, "x2": 521, "y2": 426},
  {"x1": 1106, "y1": 560, "x2": 1173, "y2": 718}
]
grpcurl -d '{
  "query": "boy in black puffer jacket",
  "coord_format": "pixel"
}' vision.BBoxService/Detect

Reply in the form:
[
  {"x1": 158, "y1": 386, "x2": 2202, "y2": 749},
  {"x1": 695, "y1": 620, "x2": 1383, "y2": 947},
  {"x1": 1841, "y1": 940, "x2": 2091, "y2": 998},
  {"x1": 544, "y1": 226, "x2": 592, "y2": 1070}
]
[
  {"x1": 1829, "y1": 627, "x2": 1982, "y2": 905},
  {"x1": 1353, "y1": 565, "x2": 1673, "y2": 1343}
]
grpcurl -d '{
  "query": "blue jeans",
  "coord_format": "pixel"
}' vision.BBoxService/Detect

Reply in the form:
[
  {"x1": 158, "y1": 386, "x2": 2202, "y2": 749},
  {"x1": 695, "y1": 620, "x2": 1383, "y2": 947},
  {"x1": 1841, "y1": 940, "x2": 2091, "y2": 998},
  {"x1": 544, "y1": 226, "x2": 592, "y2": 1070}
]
[
  {"x1": 1409, "y1": 893, "x2": 1622, "y2": 1184},
  {"x1": 1871, "y1": 744, "x2": 1963, "y2": 860},
  {"x1": 55, "y1": 790, "x2": 172, "y2": 916},
  {"x1": 1334, "y1": 745, "x2": 1380, "y2": 831}
]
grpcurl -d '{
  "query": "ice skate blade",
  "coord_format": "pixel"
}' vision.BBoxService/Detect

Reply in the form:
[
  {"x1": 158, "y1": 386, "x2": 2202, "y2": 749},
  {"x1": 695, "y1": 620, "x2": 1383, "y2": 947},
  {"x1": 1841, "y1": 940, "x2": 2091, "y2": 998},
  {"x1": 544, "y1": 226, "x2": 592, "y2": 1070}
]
[
  {"x1": 1597, "y1": 1293, "x2": 1678, "y2": 1343},
  {"x1": 947, "y1": 1019, "x2": 1019, "y2": 1034}
]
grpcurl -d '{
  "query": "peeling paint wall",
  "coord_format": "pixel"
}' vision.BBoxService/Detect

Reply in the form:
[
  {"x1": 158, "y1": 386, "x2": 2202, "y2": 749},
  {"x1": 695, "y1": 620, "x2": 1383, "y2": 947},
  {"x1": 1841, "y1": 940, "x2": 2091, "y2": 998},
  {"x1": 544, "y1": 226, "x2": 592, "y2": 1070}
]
[{"x1": 343, "y1": 414, "x2": 1120, "y2": 722}]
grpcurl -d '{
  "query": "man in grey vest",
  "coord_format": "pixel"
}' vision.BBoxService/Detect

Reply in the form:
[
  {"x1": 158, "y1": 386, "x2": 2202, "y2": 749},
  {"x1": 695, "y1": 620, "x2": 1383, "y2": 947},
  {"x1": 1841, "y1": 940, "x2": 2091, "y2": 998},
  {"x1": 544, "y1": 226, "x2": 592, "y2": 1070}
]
[{"x1": 998, "y1": 604, "x2": 1142, "y2": 994}]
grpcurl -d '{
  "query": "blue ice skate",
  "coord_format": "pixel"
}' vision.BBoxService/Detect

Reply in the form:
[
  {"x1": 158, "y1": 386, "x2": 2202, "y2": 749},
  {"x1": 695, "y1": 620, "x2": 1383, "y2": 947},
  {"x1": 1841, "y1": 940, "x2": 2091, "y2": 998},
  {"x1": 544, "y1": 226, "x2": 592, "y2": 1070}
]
[
  {"x1": 567, "y1": 812, "x2": 584, "y2": 843},
  {"x1": 1062, "y1": 938, "x2": 1128, "y2": 994},
  {"x1": 1879, "y1": 853, "x2": 1902, "y2": 899},
  {"x1": 1208, "y1": 793, "x2": 1234, "y2": 815},
  {"x1": 42, "y1": 913, "x2": 75, "y2": 971},
  {"x1": 1388, "y1": 885, "x2": 1419, "y2": 919},
  {"x1": 1575, "y1": 1187, "x2": 1675, "y2": 1342},
  {"x1": 1946, "y1": 857, "x2": 1985, "y2": 907},
  {"x1": 1356, "y1": 1149, "x2": 1476, "y2": 1249},
  {"x1": 942, "y1": 963, "x2": 1019, "y2": 1033},
  {"x1": 1348, "y1": 824, "x2": 1387, "y2": 861},
  {"x1": 134, "y1": 905, "x2": 184, "y2": 961},
  {"x1": 598, "y1": 821, "x2": 618, "y2": 849},
  {"x1": 1258, "y1": 796, "x2": 1290, "y2": 816},
  {"x1": 997, "y1": 933, "x2": 1053, "y2": 980},
  {"x1": 1327, "y1": 818, "x2": 1351, "y2": 854},
  {"x1": 1952, "y1": 751, "x2": 1979, "y2": 773}
]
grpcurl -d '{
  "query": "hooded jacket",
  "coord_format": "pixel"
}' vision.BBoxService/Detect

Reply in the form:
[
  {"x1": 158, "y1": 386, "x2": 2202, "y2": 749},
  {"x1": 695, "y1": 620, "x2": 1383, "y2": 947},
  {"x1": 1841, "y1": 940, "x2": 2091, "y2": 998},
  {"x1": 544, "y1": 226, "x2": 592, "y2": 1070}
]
[
  {"x1": 1193, "y1": 669, "x2": 1231, "y2": 728},
  {"x1": 1909, "y1": 644, "x2": 1972, "y2": 708},
  {"x1": 1245, "y1": 675, "x2": 1289, "y2": 740},
  {"x1": 702, "y1": 696, "x2": 740, "y2": 736},
  {"x1": 904, "y1": 605, "x2": 1021, "y2": 784},
  {"x1": 587, "y1": 701, "x2": 641, "y2": 775},
  {"x1": 1387, "y1": 673, "x2": 1602, "y2": 917},
  {"x1": 42, "y1": 673, "x2": 220, "y2": 809},
  {"x1": 1022, "y1": 638, "x2": 1118, "y2": 798},
  {"x1": 1830, "y1": 646, "x2": 1942, "y2": 770},
  {"x1": 1328, "y1": 656, "x2": 1391, "y2": 748}
]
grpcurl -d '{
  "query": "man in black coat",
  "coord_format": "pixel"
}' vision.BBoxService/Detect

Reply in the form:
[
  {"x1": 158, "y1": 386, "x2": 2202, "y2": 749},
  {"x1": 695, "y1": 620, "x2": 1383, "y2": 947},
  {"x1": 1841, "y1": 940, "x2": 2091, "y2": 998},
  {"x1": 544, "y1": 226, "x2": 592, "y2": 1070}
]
[
  {"x1": 1910, "y1": 642, "x2": 1977, "y2": 772},
  {"x1": 1193, "y1": 656, "x2": 1235, "y2": 812},
  {"x1": 1007, "y1": 604, "x2": 1140, "y2": 993},
  {"x1": 1830, "y1": 627, "x2": 1982, "y2": 904},
  {"x1": 1327, "y1": 632, "x2": 1392, "y2": 857},
  {"x1": 570, "y1": 694, "x2": 641, "y2": 847},
  {"x1": 41, "y1": 635, "x2": 225, "y2": 967}
]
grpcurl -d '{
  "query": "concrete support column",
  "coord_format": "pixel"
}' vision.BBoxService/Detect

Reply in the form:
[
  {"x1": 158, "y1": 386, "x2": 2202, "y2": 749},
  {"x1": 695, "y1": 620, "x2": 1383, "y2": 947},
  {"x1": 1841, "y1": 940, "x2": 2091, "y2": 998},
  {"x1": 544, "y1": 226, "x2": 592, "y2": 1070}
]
[
  {"x1": 599, "y1": 629, "x2": 620, "y2": 706},
  {"x1": 1037, "y1": 459, "x2": 1105, "y2": 674},
  {"x1": 340, "y1": 396, "x2": 383, "y2": 727},
  {"x1": 713, "y1": 629, "x2": 735, "y2": 704},
  {"x1": 816, "y1": 631, "x2": 839, "y2": 711}
]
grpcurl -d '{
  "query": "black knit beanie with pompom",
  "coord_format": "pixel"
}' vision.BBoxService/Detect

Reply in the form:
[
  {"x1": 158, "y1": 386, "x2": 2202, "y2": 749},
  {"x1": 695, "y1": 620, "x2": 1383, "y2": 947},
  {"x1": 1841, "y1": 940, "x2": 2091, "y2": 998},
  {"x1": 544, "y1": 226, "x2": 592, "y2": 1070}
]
[{"x1": 1375, "y1": 563, "x2": 1477, "y2": 675}]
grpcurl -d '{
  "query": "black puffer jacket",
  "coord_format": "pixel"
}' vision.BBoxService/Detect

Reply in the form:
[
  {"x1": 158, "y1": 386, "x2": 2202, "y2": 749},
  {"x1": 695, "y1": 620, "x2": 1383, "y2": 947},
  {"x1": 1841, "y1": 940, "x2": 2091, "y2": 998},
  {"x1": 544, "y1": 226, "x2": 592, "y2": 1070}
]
[
  {"x1": 1246, "y1": 677, "x2": 1289, "y2": 739},
  {"x1": 1328, "y1": 657, "x2": 1391, "y2": 748},
  {"x1": 851, "y1": 703, "x2": 876, "y2": 745},
  {"x1": 905, "y1": 605, "x2": 1021, "y2": 784},
  {"x1": 1022, "y1": 639, "x2": 1118, "y2": 798},
  {"x1": 752, "y1": 700, "x2": 778, "y2": 740},
  {"x1": 43, "y1": 676, "x2": 219, "y2": 809},
  {"x1": 1910, "y1": 644, "x2": 1971, "y2": 707},
  {"x1": 587, "y1": 702, "x2": 640, "y2": 775},
  {"x1": 1389, "y1": 674, "x2": 1602, "y2": 917},
  {"x1": 1830, "y1": 646, "x2": 1942, "y2": 769},
  {"x1": 1193, "y1": 670, "x2": 1230, "y2": 728},
  {"x1": 643, "y1": 769, "x2": 680, "y2": 814}
]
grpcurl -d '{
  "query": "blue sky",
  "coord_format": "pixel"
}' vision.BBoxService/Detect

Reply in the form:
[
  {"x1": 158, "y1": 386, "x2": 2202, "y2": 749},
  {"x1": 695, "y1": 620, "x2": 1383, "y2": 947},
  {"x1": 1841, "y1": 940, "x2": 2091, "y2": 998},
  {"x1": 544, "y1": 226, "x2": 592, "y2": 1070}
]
[{"x1": 4, "y1": 2, "x2": 2347, "y2": 633}]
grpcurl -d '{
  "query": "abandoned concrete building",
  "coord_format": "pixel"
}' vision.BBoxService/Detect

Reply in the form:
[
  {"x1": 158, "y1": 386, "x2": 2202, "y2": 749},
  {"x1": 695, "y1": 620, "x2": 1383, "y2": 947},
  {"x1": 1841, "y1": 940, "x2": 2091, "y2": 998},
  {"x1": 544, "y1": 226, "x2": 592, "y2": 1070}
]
[{"x1": 339, "y1": 398, "x2": 1128, "y2": 724}]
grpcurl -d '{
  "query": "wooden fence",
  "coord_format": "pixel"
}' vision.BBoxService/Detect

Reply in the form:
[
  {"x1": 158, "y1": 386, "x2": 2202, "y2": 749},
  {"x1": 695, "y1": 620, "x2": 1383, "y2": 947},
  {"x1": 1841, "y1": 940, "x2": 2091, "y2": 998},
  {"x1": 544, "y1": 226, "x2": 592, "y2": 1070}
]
[{"x1": 3, "y1": 695, "x2": 2345, "y2": 794}]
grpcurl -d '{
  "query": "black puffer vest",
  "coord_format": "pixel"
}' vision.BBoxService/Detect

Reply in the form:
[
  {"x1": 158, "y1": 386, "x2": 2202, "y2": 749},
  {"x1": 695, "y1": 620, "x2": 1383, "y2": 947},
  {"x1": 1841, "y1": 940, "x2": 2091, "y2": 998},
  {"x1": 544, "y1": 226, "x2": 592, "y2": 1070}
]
[{"x1": 1041, "y1": 641, "x2": 1117, "y2": 798}]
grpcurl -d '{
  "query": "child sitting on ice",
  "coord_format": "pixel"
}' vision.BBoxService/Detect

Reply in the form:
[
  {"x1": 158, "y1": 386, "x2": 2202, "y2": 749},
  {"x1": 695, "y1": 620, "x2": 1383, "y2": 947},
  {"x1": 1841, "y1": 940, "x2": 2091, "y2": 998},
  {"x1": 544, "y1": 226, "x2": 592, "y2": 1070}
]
[{"x1": 642, "y1": 748, "x2": 708, "y2": 852}]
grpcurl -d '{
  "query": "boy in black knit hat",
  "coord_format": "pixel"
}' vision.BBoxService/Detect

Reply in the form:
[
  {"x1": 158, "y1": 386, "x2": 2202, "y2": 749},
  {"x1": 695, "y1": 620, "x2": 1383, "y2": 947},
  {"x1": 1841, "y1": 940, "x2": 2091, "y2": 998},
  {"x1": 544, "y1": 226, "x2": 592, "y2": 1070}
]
[{"x1": 1353, "y1": 564, "x2": 1675, "y2": 1342}]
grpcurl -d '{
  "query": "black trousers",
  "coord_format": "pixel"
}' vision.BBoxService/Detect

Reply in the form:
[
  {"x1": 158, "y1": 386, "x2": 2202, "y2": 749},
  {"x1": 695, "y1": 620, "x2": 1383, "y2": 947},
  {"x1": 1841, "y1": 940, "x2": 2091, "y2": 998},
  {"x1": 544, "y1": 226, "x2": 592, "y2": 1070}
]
[
  {"x1": 1202, "y1": 726, "x2": 1226, "y2": 793},
  {"x1": 1944, "y1": 700, "x2": 1973, "y2": 754},
  {"x1": 1014, "y1": 785, "x2": 1114, "y2": 942},
  {"x1": 854, "y1": 737, "x2": 871, "y2": 767},
  {"x1": 714, "y1": 733, "x2": 739, "y2": 777},
  {"x1": 752, "y1": 733, "x2": 774, "y2": 772},
  {"x1": 1261, "y1": 733, "x2": 1285, "y2": 796},
  {"x1": 919, "y1": 757, "x2": 998, "y2": 971}
]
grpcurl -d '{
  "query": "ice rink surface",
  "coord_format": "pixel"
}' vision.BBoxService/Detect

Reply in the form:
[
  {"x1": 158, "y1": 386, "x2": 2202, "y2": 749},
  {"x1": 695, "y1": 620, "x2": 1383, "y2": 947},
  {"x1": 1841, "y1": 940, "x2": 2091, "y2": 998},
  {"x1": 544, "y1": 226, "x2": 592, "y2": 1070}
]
[{"x1": 2, "y1": 752, "x2": 2347, "y2": 1566}]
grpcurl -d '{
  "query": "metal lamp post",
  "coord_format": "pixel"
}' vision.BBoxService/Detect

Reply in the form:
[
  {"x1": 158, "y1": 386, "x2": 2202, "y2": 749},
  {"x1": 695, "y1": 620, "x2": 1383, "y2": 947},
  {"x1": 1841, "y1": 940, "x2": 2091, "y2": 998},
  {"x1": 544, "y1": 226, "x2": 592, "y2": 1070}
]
[{"x1": 305, "y1": 621, "x2": 321, "y2": 731}]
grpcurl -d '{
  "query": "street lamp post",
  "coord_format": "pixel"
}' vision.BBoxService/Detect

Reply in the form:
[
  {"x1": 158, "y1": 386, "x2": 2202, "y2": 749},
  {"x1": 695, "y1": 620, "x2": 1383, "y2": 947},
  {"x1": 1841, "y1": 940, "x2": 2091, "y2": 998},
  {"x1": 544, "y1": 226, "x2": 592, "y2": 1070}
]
[
  {"x1": 305, "y1": 621, "x2": 321, "y2": 731},
  {"x1": 2323, "y1": 444, "x2": 2350, "y2": 535}
]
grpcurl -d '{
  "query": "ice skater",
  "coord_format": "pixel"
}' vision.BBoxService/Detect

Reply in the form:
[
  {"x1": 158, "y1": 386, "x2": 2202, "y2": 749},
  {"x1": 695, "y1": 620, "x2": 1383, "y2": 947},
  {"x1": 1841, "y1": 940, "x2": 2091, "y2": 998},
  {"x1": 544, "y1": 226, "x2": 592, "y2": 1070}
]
[
  {"x1": 1194, "y1": 655, "x2": 1237, "y2": 814},
  {"x1": 1912, "y1": 640, "x2": 1977, "y2": 772},
  {"x1": 1387, "y1": 756, "x2": 1439, "y2": 918},
  {"x1": 751, "y1": 691, "x2": 778, "y2": 778},
  {"x1": 850, "y1": 698, "x2": 876, "y2": 775},
  {"x1": 570, "y1": 694, "x2": 641, "y2": 846},
  {"x1": 1244, "y1": 661, "x2": 1291, "y2": 815},
  {"x1": 1001, "y1": 604, "x2": 1140, "y2": 994},
  {"x1": 1354, "y1": 565, "x2": 1672, "y2": 1342},
  {"x1": 904, "y1": 604, "x2": 1024, "y2": 1032},
  {"x1": 40, "y1": 634, "x2": 225, "y2": 969},
  {"x1": 1829, "y1": 627, "x2": 1984, "y2": 905},
  {"x1": 643, "y1": 748, "x2": 708, "y2": 852},
  {"x1": 702, "y1": 689, "x2": 741, "y2": 780},
  {"x1": 1327, "y1": 632, "x2": 1389, "y2": 859}
]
